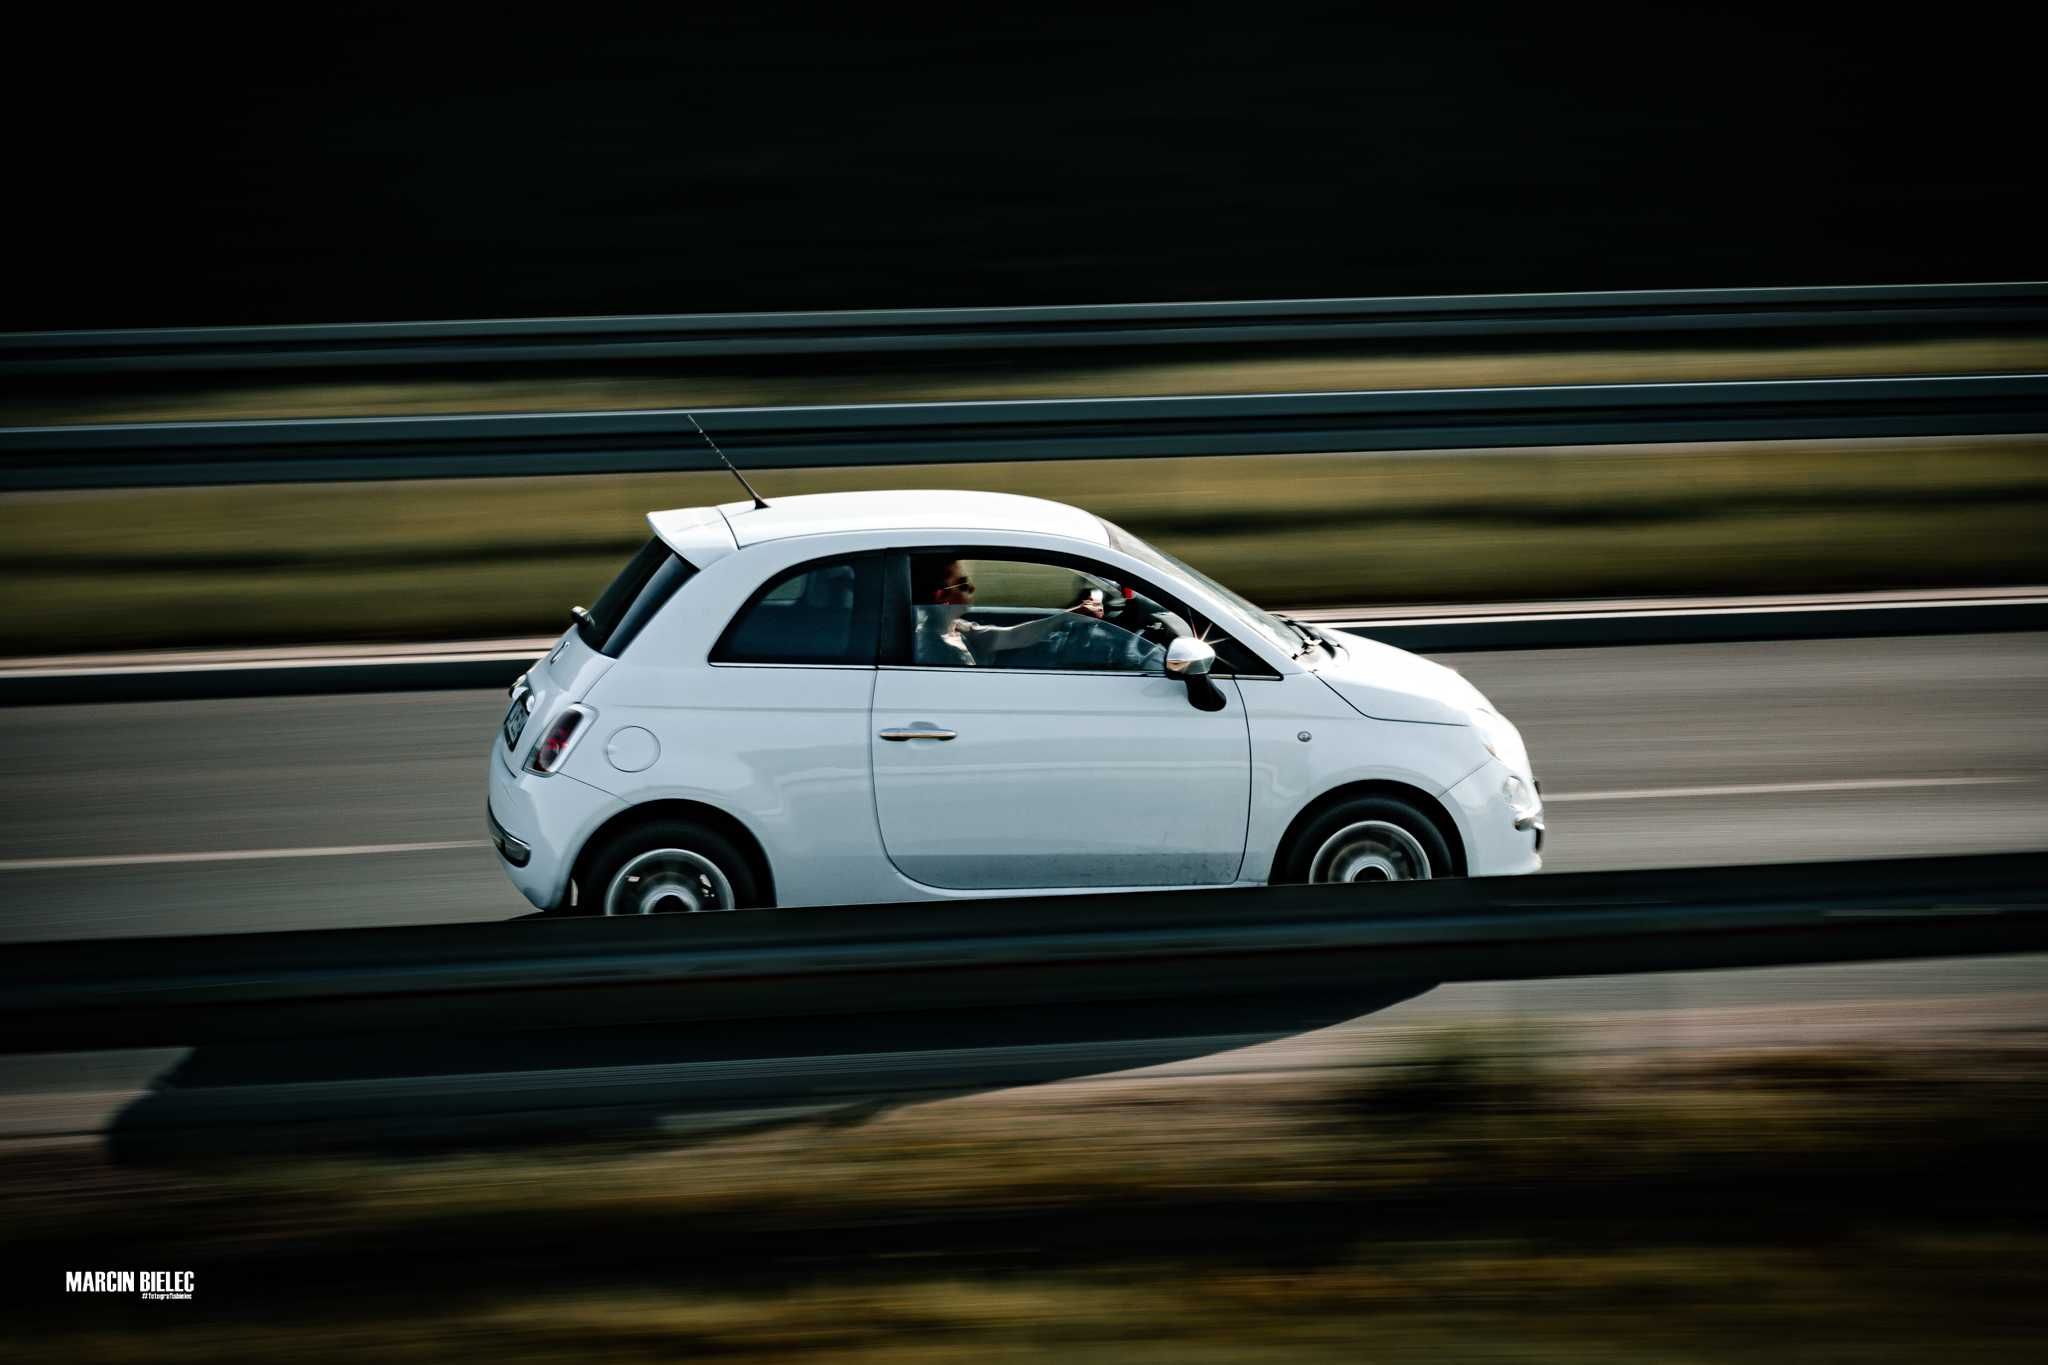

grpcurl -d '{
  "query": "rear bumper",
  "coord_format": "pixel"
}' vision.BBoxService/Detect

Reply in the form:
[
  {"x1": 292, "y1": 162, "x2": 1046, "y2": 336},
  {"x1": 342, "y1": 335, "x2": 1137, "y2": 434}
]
[
  {"x1": 487, "y1": 741, "x2": 626, "y2": 910},
  {"x1": 486, "y1": 802, "x2": 530, "y2": 867}
]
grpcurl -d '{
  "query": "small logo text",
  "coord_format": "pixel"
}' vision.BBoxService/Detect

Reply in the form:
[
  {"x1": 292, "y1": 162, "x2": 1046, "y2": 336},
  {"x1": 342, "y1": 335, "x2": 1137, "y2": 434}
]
[{"x1": 65, "y1": 1270, "x2": 196, "y2": 1299}]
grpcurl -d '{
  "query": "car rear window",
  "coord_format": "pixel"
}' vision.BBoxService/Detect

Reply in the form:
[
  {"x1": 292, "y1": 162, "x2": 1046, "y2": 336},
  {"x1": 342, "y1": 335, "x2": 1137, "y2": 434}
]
[
  {"x1": 713, "y1": 556, "x2": 880, "y2": 665},
  {"x1": 579, "y1": 538, "x2": 697, "y2": 657}
]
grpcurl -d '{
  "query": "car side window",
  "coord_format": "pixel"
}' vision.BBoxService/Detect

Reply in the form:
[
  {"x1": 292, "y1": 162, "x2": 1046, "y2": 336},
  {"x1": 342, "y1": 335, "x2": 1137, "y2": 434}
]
[
  {"x1": 713, "y1": 556, "x2": 880, "y2": 665},
  {"x1": 905, "y1": 554, "x2": 1166, "y2": 673}
]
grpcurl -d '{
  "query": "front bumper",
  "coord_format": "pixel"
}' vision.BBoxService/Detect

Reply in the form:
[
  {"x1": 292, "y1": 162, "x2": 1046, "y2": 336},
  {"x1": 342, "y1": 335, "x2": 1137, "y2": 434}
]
[
  {"x1": 1516, "y1": 780, "x2": 1546, "y2": 851},
  {"x1": 1443, "y1": 759, "x2": 1544, "y2": 877}
]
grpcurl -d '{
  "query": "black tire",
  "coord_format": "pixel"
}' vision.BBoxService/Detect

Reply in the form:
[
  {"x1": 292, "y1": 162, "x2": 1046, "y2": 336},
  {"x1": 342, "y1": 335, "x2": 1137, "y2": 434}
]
[
  {"x1": 577, "y1": 817, "x2": 765, "y2": 916},
  {"x1": 1276, "y1": 796, "x2": 1456, "y2": 885}
]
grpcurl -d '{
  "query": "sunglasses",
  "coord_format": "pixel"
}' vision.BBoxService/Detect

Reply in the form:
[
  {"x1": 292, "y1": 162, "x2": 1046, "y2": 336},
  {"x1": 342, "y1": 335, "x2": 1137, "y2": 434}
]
[{"x1": 939, "y1": 578, "x2": 975, "y2": 594}]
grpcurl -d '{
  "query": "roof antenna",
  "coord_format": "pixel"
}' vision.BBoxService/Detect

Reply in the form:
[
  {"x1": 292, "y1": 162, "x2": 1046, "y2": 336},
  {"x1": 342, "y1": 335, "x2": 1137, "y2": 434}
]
[{"x1": 687, "y1": 412, "x2": 768, "y2": 510}]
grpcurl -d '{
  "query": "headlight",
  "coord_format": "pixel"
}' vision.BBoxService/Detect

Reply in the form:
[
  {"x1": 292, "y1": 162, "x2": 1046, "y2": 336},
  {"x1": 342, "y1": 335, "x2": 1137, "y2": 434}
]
[{"x1": 1471, "y1": 707, "x2": 1531, "y2": 780}]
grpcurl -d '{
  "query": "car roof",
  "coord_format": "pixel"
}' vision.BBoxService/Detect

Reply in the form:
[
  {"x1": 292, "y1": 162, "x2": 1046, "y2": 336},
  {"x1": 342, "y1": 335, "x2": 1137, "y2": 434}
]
[{"x1": 696, "y1": 489, "x2": 1111, "y2": 549}]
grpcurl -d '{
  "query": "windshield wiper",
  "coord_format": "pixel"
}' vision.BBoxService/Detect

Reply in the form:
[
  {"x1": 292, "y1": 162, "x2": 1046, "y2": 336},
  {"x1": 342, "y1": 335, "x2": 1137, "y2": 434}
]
[{"x1": 1275, "y1": 614, "x2": 1327, "y2": 660}]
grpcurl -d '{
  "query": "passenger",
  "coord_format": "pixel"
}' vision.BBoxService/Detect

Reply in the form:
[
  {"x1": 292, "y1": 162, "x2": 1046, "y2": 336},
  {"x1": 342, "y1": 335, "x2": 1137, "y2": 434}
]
[{"x1": 911, "y1": 557, "x2": 1102, "y2": 666}]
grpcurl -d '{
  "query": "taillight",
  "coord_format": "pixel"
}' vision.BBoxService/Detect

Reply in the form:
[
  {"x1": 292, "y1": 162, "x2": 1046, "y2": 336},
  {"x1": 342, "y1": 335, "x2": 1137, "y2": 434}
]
[{"x1": 524, "y1": 706, "x2": 592, "y2": 775}]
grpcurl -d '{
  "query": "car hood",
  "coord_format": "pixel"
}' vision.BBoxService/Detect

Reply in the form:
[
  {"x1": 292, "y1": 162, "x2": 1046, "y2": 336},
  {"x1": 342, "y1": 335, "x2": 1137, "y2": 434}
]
[{"x1": 1310, "y1": 627, "x2": 1488, "y2": 725}]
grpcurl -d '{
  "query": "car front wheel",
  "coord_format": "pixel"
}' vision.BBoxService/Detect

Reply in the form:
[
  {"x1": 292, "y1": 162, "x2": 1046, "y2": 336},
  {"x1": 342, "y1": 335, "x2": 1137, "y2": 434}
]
[{"x1": 1278, "y1": 797, "x2": 1454, "y2": 885}]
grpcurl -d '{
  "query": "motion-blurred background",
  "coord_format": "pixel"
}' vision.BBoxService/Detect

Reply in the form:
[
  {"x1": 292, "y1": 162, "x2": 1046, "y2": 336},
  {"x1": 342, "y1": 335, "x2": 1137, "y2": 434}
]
[
  {"x1": 6, "y1": 7, "x2": 2047, "y2": 1360},
  {"x1": 5, "y1": 6, "x2": 2046, "y2": 656},
  {"x1": 4, "y1": 3, "x2": 2048, "y2": 654},
  {"x1": 11, "y1": 8, "x2": 2042, "y2": 325}
]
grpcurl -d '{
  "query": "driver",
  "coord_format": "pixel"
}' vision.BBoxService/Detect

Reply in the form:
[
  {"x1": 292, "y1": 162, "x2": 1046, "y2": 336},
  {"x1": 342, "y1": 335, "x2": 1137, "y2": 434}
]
[{"x1": 911, "y1": 557, "x2": 1113, "y2": 666}]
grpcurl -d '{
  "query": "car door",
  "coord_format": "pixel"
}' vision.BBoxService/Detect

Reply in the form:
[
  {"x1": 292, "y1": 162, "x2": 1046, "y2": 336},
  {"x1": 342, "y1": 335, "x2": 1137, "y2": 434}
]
[
  {"x1": 870, "y1": 549, "x2": 1252, "y2": 890},
  {"x1": 689, "y1": 553, "x2": 884, "y2": 904}
]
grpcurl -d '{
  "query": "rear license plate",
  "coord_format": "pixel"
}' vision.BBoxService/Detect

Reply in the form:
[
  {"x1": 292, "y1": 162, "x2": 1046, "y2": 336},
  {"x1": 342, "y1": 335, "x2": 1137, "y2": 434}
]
[{"x1": 503, "y1": 693, "x2": 533, "y2": 750}]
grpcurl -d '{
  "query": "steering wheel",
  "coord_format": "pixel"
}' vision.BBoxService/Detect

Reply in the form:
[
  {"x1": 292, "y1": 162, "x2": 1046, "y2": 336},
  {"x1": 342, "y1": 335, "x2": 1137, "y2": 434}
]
[{"x1": 1109, "y1": 589, "x2": 1186, "y2": 647}]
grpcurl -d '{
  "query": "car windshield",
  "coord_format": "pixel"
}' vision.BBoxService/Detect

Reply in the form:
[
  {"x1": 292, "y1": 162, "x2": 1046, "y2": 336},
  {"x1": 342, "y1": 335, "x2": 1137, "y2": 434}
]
[{"x1": 1098, "y1": 518, "x2": 1301, "y2": 659}]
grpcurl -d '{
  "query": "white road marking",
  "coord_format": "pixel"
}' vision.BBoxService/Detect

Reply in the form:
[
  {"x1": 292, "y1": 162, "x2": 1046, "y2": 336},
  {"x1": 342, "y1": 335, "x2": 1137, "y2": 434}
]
[
  {"x1": 1549, "y1": 775, "x2": 2030, "y2": 803},
  {"x1": 0, "y1": 840, "x2": 490, "y2": 873},
  {"x1": 0, "y1": 775, "x2": 2034, "y2": 872}
]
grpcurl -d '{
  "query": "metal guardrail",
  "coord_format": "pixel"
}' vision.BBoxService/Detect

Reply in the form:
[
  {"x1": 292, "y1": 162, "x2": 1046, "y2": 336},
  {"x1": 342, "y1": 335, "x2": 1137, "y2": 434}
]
[
  {"x1": 6, "y1": 283, "x2": 2046, "y2": 375},
  {"x1": 5, "y1": 853, "x2": 2044, "y2": 1054},
  {"x1": 1322, "y1": 593, "x2": 2048, "y2": 653},
  {"x1": 3, "y1": 593, "x2": 2043, "y2": 706},
  {"x1": 6, "y1": 373, "x2": 2048, "y2": 490}
]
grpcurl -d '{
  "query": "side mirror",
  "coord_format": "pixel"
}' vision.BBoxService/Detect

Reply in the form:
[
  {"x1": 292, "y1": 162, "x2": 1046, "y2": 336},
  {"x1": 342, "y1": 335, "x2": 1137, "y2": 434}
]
[
  {"x1": 1165, "y1": 638, "x2": 1226, "y2": 711},
  {"x1": 1164, "y1": 638, "x2": 1215, "y2": 677}
]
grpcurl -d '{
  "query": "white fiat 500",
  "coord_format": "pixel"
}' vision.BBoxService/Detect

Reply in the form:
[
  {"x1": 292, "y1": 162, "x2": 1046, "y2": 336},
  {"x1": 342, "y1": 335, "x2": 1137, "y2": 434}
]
[{"x1": 487, "y1": 490, "x2": 1542, "y2": 915}]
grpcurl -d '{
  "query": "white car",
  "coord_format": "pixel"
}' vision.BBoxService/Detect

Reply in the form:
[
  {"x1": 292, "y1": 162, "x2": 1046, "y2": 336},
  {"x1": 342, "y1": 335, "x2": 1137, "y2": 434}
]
[{"x1": 487, "y1": 490, "x2": 1542, "y2": 915}]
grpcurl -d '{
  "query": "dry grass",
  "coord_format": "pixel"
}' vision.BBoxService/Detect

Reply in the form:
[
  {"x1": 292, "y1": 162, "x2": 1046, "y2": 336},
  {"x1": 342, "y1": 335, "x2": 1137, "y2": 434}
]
[{"x1": 4, "y1": 435, "x2": 2045, "y2": 655}]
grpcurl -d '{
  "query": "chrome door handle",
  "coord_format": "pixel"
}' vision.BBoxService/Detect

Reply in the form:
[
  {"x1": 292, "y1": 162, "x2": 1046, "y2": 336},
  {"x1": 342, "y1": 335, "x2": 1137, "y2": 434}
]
[{"x1": 879, "y1": 727, "x2": 958, "y2": 741}]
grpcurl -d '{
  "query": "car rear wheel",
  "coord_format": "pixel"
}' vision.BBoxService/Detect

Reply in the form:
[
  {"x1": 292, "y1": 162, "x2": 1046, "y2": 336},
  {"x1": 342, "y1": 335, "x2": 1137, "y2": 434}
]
[
  {"x1": 1278, "y1": 797, "x2": 1454, "y2": 885},
  {"x1": 582, "y1": 819, "x2": 763, "y2": 915}
]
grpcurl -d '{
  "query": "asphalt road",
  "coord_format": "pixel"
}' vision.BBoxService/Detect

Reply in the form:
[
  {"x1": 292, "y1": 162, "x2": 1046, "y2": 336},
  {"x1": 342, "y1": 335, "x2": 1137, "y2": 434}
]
[
  {"x1": 1, "y1": 632, "x2": 2043, "y2": 943},
  {"x1": 3, "y1": 630, "x2": 2043, "y2": 1146}
]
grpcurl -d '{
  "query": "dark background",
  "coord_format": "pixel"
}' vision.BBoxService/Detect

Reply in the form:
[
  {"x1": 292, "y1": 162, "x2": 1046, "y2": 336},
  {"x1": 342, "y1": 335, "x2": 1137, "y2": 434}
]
[{"x1": 9, "y1": 5, "x2": 2041, "y2": 328}]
